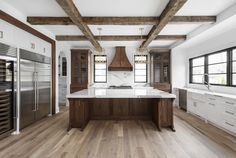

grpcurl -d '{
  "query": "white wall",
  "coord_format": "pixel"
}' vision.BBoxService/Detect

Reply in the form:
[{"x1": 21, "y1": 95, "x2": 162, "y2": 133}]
[
  {"x1": 56, "y1": 42, "x2": 71, "y2": 110},
  {"x1": 171, "y1": 47, "x2": 187, "y2": 90},
  {"x1": 171, "y1": 16, "x2": 236, "y2": 95},
  {"x1": 0, "y1": 19, "x2": 51, "y2": 57},
  {"x1": 92, "y1": 47, "x2": 150, "y2": 87},
  {"x1": 185, "y1": 26, "x2": 236, "y2": 95}
]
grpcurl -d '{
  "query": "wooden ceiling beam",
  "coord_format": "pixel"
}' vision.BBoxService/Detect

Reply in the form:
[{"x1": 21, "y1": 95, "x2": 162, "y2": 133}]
[
  {"x1": 27, "y1": 16, "x2": 216, "y2": 25},
  {"x1": 55, "y1": 35, "x2": 186, "y2": 41},
  {"x1": 56, "y1": 0, "x2": 102, "y2": 51},
  {"x1": 139, "y1": 0, "x2": 187, "y2": 50}
]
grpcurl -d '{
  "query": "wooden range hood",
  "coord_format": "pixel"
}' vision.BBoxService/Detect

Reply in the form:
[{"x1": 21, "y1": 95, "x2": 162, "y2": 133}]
[{"x1": 108, "y1": 47, "x2": 133, "y2": 71}]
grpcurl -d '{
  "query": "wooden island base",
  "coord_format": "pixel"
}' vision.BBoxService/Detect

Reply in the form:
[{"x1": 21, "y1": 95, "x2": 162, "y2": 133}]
[{"x1": 68, "y1": 98, "x2": 175, "y2": 132}]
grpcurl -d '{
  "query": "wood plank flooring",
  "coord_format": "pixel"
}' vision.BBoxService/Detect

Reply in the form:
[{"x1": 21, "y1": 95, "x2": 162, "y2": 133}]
[{"x1": 0, "y1": 107, "x2": 236, "y2": 158}]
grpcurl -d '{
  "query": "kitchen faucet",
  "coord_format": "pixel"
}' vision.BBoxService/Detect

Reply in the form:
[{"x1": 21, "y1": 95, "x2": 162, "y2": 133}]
[{"x1": 202, "y1": 73, "x2": 212, "y2": 92}]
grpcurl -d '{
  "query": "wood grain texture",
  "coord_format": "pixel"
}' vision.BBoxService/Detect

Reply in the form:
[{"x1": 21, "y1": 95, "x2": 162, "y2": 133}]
[
  {"x1": 0, "y1": 107, "x2": 235, "y2": 158},
  {"x1": 108, "y1": 47, "x2": 133, "y2": 71},
  {"x1": 56, "y1": 0, "x2": 102, "y2": 52},
  {"x1": 56, "y1": 35, "x2": 186, "y2": 41},
  {"x1": 68, "y1": 98, "x2": 174, "y2": 131},
  {"x1": 27, "y1": 16, "x2": 216, "y2": 25},
  {"x1": 70, "y1": 49, "x2": 90, "y2": 93},
  {"x1": 139, "y1": 0, "x2": 187, "y2": 50}
]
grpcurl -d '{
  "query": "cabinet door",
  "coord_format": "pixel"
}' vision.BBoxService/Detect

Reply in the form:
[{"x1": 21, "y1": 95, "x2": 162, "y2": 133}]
[
  {"x1": 70, "y1": 50, "x2": 89, "y2": 93},
  {"x1": 92, "y1": 99, "x2": 110, "y2": 117},
  {"x1": 130, "y1": 99, "x2": 151, "y2": 116},
  {"x1": 112, "y1": 99, "x2": 129, "y2": 117},
  {"x1": 206, "y1": 102, "x2": 221, "y2": 125}
]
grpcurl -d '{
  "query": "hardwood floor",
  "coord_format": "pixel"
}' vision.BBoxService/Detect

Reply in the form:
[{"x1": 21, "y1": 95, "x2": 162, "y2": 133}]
[{"x1": 0, "y1": 107, "x2": 236, "y2": 158}]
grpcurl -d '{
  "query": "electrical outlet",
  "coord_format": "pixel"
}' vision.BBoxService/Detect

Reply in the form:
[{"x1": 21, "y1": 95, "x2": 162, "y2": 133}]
[
  {"x1": 0, "y1": 31, "x2": 3, "y2": 38},
  {"x1": 31, "y1": 43, "x2": 35, "y2": 49}
]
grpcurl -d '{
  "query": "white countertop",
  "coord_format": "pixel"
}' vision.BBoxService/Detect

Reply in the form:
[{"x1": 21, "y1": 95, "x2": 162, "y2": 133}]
[
  {"x1": 179, "y1": 88, "x2": 236, "y2": 100},
  {"x1": 67, "y1": 87, "x2": 176, "y2": 99}
]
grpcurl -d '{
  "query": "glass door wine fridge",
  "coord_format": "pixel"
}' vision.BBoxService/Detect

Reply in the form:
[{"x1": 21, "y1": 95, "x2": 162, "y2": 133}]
[{"x1": 0, "y1": 42, "x2": 17, "y2": 139}]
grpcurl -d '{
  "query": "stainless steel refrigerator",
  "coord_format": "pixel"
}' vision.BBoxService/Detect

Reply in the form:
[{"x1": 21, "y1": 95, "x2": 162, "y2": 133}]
[{"x1": 20, "y1": 49, "x2": 51, "y2": 129}]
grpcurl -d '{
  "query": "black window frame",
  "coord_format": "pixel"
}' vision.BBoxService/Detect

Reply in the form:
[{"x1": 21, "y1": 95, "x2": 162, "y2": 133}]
[
  {"x1": 134, "y1": 55, "x2": 148, "y2": 83},
  {"x1": 94, "y1": 55, "x2": 107, "y2": 83},
  {"x1": 62, "y1": 57, "x2": 67, "y2": 76},
  {"x1": 189, "y1": 46, "x2": 236, "y2": 87},
  {"x1": 232, "y1": 48, "x2": 236, "y2": 86},
  {"x1": 189, "y1": 56, "x2": 205, "y2": 84}
]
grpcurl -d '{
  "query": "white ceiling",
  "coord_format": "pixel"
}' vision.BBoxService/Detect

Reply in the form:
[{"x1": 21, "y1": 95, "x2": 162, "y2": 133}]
[
  {"x1": 74, "y1": 0, "x2": 169, "y2": 17},
  {"x1": 176, "y1": 0, "x2": 236, "y2": 16},
  {"x1": 88, "y1": 25, "x2": 153, "y2": 36},
  {"x1": 3, "y1": 0, "x2": 236, "y2": 48},
  {"x1": 45, "y1": 25, "x2": 83, "y2": 35},
  {"x1": 159, "y1": 24, "x2": 202, "y2": 35}
]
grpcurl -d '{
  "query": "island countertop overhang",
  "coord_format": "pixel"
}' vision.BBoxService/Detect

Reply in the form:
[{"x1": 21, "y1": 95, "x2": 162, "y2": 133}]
[{"x1": 66, "y1": 87, "x2": 176, "y2": 99}]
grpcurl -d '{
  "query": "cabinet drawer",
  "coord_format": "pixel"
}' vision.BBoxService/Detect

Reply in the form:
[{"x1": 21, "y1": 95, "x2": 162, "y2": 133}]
[
  {"x1": 222, "y1": 115, "x2": 236, "y2": 133},
  {"x1": 189, "y1": 92, "x2": 205, "y2": 101},
  {"x1": 222, "y1": 106, "x2": 236, "y2": 119},
  {"x1": 221, "y1": 98, "x2": 236, "y2": 107}
]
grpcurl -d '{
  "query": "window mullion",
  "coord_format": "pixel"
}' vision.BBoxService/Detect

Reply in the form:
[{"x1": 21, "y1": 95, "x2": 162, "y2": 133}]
[{"x1": 205, "y1": 55, "x2": 208, "y2": 84}]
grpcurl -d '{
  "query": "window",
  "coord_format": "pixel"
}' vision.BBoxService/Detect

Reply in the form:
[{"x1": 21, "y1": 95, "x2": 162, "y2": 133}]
[
  {"x1": 232, "y1": 49, "x2": 236, "y2": 85},
  {"x1": 134, "y1": 55, "x2": 147, "y2": 83},
  {"x1": 62, "y1": 57, "x2": 67, "y2": 76},
  {"x1": 94, "y1": 55, "x2": 107, "y2": 83},
  {"x1": 190, "y1": 57, "x2": 205, "y2": 83},
  {"x1": 189, "y1": 47, "x2": 236, "y2": 87},
  {"x1": 208, "y1": 52, "x2": 227, "y2": 85}
]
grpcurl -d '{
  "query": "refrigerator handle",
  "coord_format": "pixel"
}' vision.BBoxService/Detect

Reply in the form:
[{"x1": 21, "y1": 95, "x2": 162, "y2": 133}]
[{"x1": 33, "y1": 72, "x2": 37, "y2": 111}]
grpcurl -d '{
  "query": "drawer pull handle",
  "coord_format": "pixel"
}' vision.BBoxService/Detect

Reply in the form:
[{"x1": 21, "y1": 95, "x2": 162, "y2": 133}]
[
  {"x1": 209, "y1": 98, "x2": 215, "y2": 100},
  {"x1": 225, "y1": 122, "x2": 234, "y2": 127},
  {"x1": 225, "y1": 111, "x2": 234, "y2": 115},
  {"x1": 225, "y1": 102, "x2": 234, "y2": 105},
  {"x1": 209, "y1": 103, "x2": 215, "y2": 106}
]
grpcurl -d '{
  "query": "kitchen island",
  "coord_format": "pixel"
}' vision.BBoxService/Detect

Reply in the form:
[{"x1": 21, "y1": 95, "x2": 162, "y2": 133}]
[{"x1": 67, "y1": 87, "x2": 176, "y2": 131}]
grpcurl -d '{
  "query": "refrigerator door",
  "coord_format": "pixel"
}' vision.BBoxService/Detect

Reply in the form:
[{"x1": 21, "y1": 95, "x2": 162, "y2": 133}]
[
  {"x1": 20, "y1": 59, "x2": 36, "y2": 129},
  {"x1": 35, "y1": 62, "x2": 51, "y2": 120}
]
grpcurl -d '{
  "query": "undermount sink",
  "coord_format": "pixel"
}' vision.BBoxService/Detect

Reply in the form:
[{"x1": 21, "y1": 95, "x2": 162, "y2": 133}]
[{"x1": 108, "y1": 85, "x2": 133, "y2": 89}]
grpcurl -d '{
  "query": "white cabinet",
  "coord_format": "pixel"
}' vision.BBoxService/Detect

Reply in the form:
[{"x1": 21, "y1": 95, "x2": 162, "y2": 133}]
[
  {"x1": 186, "y1": 89, "x2": 236, "y2": 135},
  {"x1": 187, "y1": 92, "x2": 207, "y2": 118},
  {"x1": 0, "y1": 20, "x2": 15, "y2": 46},
  {"x1": 0, "y1": 19, "x2": 52, "y2": 57},
  {"x1": 205, "y1": 94, "x2": 222, "y2": 126}
]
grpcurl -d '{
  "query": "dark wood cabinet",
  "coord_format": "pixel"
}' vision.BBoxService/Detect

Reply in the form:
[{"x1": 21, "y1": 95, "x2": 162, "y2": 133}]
[
  {"x1": 69, "y1": 99, "x2": 90, "y2": 130},
  {"x1": 130, "y1": 98, "x2": 152, "y2": 117},
  {"x1": 150, "y1": 49, "x2": 171, "y2": 92},
  {"x1": 112, "y1": 99, "x2": 129, "y2": 117},
  {"x1": 69, "y1": 98, "x2": 175, "y2": 132},
  {"x1": 91, "y1": 99, "x2": 111, "y2": 118},
  {"x1": 70, "y1": 49, "x2": 91, "y2": 93}
]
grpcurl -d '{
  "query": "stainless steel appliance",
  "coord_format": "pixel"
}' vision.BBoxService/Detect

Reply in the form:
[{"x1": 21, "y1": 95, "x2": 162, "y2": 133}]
[
  {"x1": 108, "y1": 85, "x2": 133, "y2": 89},
  {"x1": 0, "y1": 42, "x2": 17, "y2": 139},
  {"x1": 20, "y1": 49, "x2": 51, "y2": 129},
  {"x1": 179, "y1": 89, "x2": 187, "y2": 111}
]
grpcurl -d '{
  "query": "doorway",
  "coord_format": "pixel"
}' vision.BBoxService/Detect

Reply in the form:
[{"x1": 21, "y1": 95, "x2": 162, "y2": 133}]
[{"x1": 58, "y1": 52, "x2": 67, "y2": 107}]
